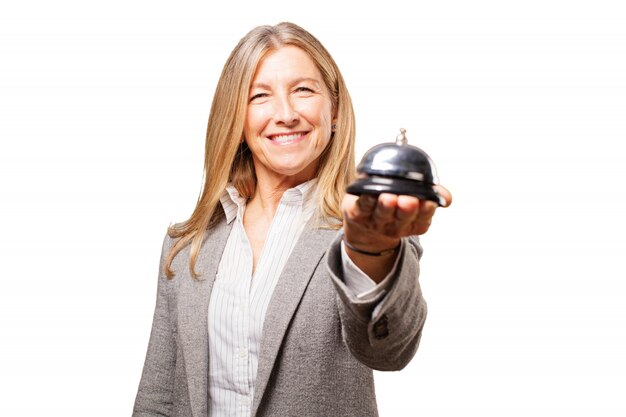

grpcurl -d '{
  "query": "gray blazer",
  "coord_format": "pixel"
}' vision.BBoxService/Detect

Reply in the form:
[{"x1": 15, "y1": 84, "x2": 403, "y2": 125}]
[{"x1": 133, "y1": 217, "x2": 427, "y2": 417}]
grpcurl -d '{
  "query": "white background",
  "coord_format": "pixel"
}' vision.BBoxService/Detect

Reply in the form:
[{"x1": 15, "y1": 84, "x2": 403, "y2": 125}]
[{"x1": 1, "y1": 0, "x2": 625, "y2": 416}]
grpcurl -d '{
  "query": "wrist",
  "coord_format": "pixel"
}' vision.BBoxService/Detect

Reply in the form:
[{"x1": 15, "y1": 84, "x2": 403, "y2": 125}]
[{"x1": 342, "y1": 238, "x2": 400, "y2": 257}]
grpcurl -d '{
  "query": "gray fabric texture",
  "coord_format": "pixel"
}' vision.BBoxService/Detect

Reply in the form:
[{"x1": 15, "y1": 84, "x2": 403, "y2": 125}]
[{"x1": 133, "y1": 217, "x2": 427, "y2": 417}]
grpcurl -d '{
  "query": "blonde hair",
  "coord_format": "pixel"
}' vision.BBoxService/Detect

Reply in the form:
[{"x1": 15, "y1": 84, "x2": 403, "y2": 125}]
[{"x1": 165, "y1": 22, "x2": 356, "y2": 279}]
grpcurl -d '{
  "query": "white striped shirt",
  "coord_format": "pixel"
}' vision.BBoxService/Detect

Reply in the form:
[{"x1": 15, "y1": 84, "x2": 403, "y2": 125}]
[{"x1": 208, "y1": 180, "x2": 396, "y2": 416}]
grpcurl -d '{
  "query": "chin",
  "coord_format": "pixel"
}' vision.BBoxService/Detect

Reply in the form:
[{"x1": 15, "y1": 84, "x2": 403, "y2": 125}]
[
  {"x1": 273, "y1": 166, "x2": 308, "y2": 176},
  {"x1": 272, "y1": 161, "x2": 317, "y2": 178}
]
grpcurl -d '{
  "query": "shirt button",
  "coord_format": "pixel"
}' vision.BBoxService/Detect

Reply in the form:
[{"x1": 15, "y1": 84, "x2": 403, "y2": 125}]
[
  {"x1": 239, "y1": 348, "x2": 247, "y2": 358},
  {"x1": 238, "y1": 303, "x2": 246, "y2": 313},
  {"x1": 241, "y1": 396, "x2": 250, "y2": 406}
]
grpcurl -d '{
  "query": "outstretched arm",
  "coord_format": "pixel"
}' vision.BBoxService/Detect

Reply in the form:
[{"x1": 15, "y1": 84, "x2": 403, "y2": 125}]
[{"x1": 326, "y1": 186, "x2": 451, "y2": 371}]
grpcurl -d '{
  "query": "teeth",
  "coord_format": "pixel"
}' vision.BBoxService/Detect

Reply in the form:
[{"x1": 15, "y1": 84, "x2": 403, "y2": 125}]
[{"x1": 271, "y1": 133, "x2": 302, "y2": 143}]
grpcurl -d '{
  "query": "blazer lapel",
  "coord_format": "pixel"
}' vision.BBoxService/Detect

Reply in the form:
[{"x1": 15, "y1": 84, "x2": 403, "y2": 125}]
[
  {"x1": 176, "y1": 219, "x2": 232, "y2": 417},
  {"x1": 251, "y1": 223, "x2": 338, "y2": 416}
]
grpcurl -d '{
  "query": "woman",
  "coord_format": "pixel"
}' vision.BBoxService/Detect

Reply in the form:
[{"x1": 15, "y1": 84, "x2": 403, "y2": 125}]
[{"x1": 134, "y1": 22, "x2": 451, "y2": 417}]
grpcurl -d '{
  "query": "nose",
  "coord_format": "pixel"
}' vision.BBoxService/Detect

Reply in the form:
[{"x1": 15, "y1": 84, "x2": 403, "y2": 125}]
[{"x1": 273, "y1": 94, "x2": 299, "y2": 126}]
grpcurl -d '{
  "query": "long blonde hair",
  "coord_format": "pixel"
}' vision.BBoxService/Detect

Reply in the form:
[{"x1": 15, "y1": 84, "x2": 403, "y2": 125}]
[{"x1": 165, "y1": 22, "x2": 356, "y2": 279}]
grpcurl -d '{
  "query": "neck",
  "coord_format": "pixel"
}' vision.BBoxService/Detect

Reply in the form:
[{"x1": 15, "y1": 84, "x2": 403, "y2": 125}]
[
  {"x1": 250, "y1": 182, "x2": 286, "y2": 215},
  {"x1": 249, "y1": 161, "x2": 317, "y2": 216}
]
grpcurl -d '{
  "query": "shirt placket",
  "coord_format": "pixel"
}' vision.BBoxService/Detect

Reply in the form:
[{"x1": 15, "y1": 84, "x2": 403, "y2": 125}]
[{"x1": 235, "y1": 213, "x2": 253, "y2": 415}]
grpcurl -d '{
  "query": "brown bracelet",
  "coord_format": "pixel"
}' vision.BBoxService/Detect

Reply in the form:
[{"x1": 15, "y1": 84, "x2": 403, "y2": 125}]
[{"x1": 343, "y1": 239, "x2": 400, "y2": 257}]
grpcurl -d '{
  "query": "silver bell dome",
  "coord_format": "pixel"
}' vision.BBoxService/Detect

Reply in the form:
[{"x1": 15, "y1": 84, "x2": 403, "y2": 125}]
[{"x1": 346, "y1": 129, "x2": 445, "y2": 206}]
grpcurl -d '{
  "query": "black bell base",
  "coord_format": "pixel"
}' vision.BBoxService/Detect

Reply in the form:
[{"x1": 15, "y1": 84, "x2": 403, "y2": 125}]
[{"x1": 346, "y1": 176, "x2": 445, "y2": 206}]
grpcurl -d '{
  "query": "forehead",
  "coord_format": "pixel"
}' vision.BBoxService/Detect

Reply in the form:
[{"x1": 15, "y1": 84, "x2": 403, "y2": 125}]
[{"x1": 251, "y1": 45, "x2": 323, "y2": 85}]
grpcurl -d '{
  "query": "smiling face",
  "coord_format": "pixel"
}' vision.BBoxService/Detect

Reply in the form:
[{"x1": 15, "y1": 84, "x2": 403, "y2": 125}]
[{"x1": 244, "y1": 45, "x2": 334, "y2": 187}]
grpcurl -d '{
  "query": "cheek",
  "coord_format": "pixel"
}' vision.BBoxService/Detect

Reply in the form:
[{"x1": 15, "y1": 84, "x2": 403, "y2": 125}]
[
  {"x1": 316, "y1": 103, "x2": 331, "y2": 124},
  {"x1": 301, "y1": 100, "x2": 332, "y2": 136},
  {"x1": 316, "y1": 104, "x2": 333, "y2": 144},
  {"x1": 245, "y1": 106, "x2": 272, "y2": 137}
]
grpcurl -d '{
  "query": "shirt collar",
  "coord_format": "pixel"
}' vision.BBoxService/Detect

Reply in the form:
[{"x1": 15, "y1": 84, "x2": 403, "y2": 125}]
[{"x1": 219, "y1": 178, "x2": 319, "y2": 224}]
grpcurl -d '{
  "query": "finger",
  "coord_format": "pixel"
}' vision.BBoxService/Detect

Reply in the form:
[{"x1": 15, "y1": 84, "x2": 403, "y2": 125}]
[
  {"x1": 377, "y1": 195, "x2": 418, "y2": 238},
  {"x1": 392, "y1": 195, "x2": 419, "y2": 234},
  {"x1": 373, "y1": 193, "x2": 397, "y2": 222},
  {"x1": 343, "y1": 193, "x2": 378, "y2": 226},
  {"x1": 350, "y1": 194, "x2": 377, "y2": 223},
  {"x1": 342, "y1": 193, "x2": 359, "y2": 217},
  {"x1": 420, "y1": 200, "x2": 438, "y2": 221},
  {"x1": 434, "y1": 184, "x2": 453, "y2": 207},
  {"x1": 412, "y1": 201, "x2": 438, "y2": 235},
  {"x1": 395, "y1": 195, "x2": 420, "y2": 222},
  {"x1": 356, "y1": 193, "x2": 377, "y2": 215}
]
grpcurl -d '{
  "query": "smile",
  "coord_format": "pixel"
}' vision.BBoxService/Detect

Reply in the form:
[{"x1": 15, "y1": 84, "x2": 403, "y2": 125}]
[{"x1": 267, "y1": 132, "x2": 309, "y2": 145}]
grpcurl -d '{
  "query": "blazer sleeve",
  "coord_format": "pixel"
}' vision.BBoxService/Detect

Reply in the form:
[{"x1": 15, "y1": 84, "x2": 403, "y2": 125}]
[
  {"x1": 326, "y1": 232, "x2": 427, "y2": 371},
  {"x1": 133, "y1": 235, "x2": 176, "y2": 416}
]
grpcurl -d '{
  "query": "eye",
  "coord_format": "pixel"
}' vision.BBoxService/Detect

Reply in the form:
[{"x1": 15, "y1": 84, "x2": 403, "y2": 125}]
[
  {"x1": 249, "y1": 93, "x2": 269, "y2": 103},
  {"x1": 294, "y1": 86, "x2": 315, "y2": 94}
]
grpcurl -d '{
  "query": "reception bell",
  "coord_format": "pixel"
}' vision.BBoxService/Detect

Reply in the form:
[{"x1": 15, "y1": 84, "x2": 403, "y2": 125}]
[{"x1": 346, "y1": 128, "x2": 446, "y2": 206}]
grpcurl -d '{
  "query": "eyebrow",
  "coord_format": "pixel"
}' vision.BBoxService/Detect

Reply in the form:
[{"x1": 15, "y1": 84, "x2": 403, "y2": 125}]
[{"x1": 250, "y1": 77, "x2": 322, "y2": 90}]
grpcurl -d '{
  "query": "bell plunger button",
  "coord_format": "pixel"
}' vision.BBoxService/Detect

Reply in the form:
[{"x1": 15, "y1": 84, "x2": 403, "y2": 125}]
[
  {"x1": 346, "y1": 128, "x2": 446, "y2": 206},
  {"x1": 396, "y1": 128, "x2": 408, "y2": 145}
]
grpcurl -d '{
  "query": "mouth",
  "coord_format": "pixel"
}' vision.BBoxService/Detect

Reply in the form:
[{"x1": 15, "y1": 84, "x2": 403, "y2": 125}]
[{"x1": 267, "y1": 131, "x2": 309, "y2": 145}]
